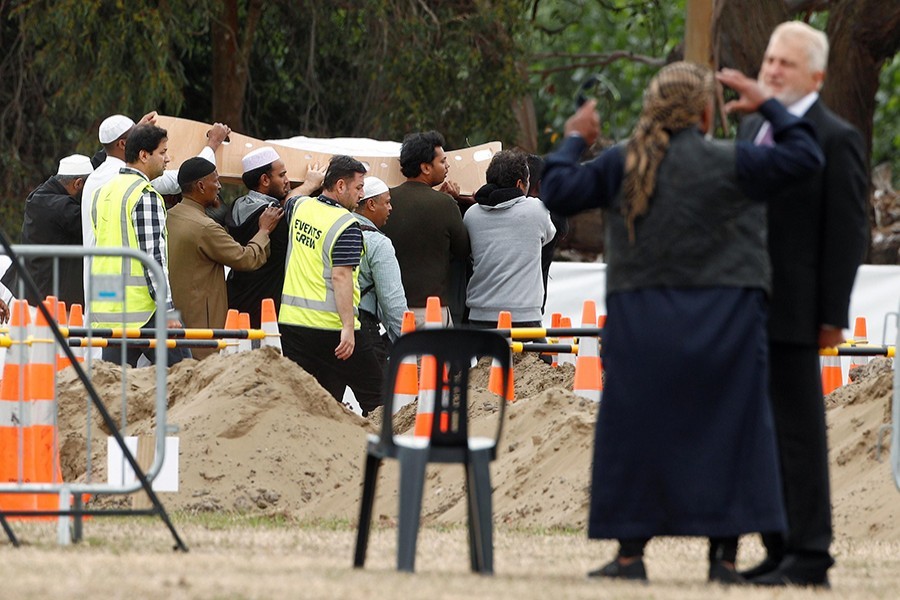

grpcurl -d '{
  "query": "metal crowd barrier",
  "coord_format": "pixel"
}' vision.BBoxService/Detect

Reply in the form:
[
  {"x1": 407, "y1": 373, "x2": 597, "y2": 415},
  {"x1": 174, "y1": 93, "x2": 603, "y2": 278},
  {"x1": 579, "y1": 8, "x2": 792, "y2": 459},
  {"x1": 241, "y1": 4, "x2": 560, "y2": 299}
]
[
  {"x1": 890, "y1": 306, "x2": 900, "y2": 490},
  {"x1": 0, "y1": 236, "x2": 186, "y2": 551}
]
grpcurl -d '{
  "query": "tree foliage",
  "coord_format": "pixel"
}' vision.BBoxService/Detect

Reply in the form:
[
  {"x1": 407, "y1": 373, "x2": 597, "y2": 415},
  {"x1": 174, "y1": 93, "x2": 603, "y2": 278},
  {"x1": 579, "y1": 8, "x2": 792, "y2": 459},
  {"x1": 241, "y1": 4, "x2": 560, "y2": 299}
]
[
  {"x1": 0, "y1": 0, "x2": 896, "y2": 244},
  {"x1": 228, "y1": 0, "x2": 530, "y2": 147},
  {"x1": 526, "y1": 0, "x2": 684, "y2": 149}
]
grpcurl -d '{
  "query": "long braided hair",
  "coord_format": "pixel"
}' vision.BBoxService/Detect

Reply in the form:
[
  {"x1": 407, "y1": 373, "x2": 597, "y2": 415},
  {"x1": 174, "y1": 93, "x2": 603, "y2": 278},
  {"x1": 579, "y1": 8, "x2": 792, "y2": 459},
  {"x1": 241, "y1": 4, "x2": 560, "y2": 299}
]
[{"x1": 621, "y1": 61, "x2": 714, "y2": 242}]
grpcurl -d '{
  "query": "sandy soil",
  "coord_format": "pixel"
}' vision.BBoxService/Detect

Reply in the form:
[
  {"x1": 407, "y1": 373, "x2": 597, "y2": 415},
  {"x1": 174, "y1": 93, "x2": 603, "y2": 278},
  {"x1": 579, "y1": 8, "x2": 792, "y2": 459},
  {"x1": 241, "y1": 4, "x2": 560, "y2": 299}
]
[
  {"x1": 2, "y1": 347, "x2": 897, "y2": 597},
  {"x1": 2, "y1": 519, "x2": 900, "y2": 599}
]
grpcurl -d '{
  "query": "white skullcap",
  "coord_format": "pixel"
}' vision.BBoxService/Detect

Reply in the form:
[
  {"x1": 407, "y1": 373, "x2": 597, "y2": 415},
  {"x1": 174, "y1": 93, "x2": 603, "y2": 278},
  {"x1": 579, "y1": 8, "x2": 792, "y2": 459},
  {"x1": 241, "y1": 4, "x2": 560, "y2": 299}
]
[
  {"x1": 362, "y1": 176, "x2": 389, "y2": 201},
  {"x1": 241, "y1": 147, "x2": 281, "y2": 173},
  {"x1": 98, "y1": 114, "x2": 135, "y2": 144},
  {"x1": 57, "y1": 154, "x2": 94, "y2": 176}
]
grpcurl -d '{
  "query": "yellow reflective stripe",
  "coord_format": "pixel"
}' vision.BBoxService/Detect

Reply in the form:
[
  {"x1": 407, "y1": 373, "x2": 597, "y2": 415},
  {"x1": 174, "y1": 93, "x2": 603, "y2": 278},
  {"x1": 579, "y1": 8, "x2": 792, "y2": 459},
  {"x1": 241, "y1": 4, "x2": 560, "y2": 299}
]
[
  {"x1": 281, "y1": 294, "x2": 332, "y2": 312},
  {"x1": 283, "y1": 196, "x2": 313, "y2": 268},
  {"x1": 91, "y1": 186, "x2": 102, "y2": 230},
  {"x1": 119, "y1": 178, "x2": 149, "y2": 284}
]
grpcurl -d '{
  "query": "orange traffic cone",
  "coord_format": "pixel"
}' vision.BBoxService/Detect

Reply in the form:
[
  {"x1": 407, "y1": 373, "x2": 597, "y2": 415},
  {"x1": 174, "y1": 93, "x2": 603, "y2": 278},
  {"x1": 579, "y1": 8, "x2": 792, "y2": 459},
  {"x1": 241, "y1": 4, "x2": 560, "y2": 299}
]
[
  {"x1": 259, "y1": 298, "x2": 282, "y2": 353},
  {"x1": 237, "y1": 313, "x2": 253, "y2": 353},
  {"x1": 597, "y1": 314, "x2": 606, "y2": 393},
  {"x1": 414, "y1": 297, "x2": 443, "y2": 437},
  {"x1": 55, "y1": 299, "x2": 70, "y2": 370},
  {"x1": 488, "y1": 311, "x2": 515, "y2": 401},
  {"x1": 30, "y1": 298, "x2": 62, "y2": 513},
  {"x1": 391, "y1": 311, "x2": 418, "y2": 413},
  {"x1": 68, "y1": 304, "x2": 85, "y2": 364},
  {"x1": 0, "y1": 299, "x2": 37, "y2": 514},
  {"x1": 573, "y1": 300, "x2": 602, "y2": 402},
  {"x1": 847, "y1": 317, "x2": 868, "y2": 383},
  {"x1": 221, "y1": 309, "x2": 239, "y2": 355},
  {"x1": 821, "y1": 354, "x2": 843, "y2": 395},
  {"x1": 558, "y1": 316, "x2": 575, "y2": 364}
]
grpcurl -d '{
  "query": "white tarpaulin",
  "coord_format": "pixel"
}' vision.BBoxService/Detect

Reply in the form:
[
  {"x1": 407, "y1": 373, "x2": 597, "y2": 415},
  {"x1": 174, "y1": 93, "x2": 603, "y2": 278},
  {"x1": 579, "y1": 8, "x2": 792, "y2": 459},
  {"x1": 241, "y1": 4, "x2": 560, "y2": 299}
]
[
  {"x1": 268, "y1": 136, "x2": 401, "y2": 157},
  {"x1": 543, "y1": 262, "x2": 900, "y2": 380}
]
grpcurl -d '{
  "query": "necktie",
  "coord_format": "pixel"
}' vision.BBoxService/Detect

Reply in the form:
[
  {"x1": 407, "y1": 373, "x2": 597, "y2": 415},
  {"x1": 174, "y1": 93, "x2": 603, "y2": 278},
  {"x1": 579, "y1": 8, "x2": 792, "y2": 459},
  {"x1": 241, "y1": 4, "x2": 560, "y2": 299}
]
[{"x1": 756, "y1": 122, "x2": 774, "y2": 147}]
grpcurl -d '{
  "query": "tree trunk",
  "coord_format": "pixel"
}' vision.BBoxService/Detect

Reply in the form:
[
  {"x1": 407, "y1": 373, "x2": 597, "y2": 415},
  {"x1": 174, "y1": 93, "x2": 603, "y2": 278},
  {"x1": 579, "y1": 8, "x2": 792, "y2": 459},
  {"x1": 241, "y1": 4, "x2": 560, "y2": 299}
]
[
  {"x1": 822, "y1": 0, "x2": 900, "y2": 162},
  {"x1": 711, "y1": 0, "x2": 788, "y2": 75},
  {"x1": 211, "y1": 0, "x2": 264, "y2": 132},
  {"x1": 512, "y1": 95, "x2": 538, "y2": 153}
]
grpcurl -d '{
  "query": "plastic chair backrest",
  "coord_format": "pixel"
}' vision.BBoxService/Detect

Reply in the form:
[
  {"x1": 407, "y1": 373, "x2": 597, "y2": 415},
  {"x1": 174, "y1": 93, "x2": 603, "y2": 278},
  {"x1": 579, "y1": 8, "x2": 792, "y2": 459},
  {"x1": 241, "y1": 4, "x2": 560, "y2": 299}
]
[{"x1": 378, "y1": 329, "x2": 511, "y2": 449}]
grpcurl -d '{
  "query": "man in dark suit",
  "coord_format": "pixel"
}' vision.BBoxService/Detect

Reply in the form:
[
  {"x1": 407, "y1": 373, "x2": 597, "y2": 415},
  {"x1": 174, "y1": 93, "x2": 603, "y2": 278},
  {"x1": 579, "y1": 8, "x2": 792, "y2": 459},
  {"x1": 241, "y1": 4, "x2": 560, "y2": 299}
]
[{"x1": 737, "y1": 21, "x2": 868, "y2": 587}]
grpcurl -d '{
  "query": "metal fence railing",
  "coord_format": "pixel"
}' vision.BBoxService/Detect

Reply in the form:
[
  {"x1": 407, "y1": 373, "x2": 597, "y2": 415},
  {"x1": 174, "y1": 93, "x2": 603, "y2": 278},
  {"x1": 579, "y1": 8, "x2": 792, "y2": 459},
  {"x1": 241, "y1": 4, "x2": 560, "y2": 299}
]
[{"x1": 0, "y1": 235, "x2": 186, "y2": 551}]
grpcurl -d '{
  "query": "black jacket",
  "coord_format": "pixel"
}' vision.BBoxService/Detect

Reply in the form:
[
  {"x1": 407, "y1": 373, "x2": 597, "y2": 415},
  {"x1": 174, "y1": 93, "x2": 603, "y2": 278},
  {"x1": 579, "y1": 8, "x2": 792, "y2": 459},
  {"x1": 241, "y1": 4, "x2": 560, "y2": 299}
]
[
  {"x1": 739, "y1": 100, "x2": 868, "y2": 345},
  {"x1": 1, "y1": 176, "x2": 84, "y2": 305}
]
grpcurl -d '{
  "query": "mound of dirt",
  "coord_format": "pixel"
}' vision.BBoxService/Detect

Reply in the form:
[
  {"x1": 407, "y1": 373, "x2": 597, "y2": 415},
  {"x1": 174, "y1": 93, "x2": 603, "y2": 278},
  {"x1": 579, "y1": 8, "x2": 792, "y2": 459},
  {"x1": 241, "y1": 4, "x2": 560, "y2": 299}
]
[
  {"x1": 826, "y1": 357, "x2": 898, "y2": 540},
  {"x1": 58, "y1": 347, "x2": 369, "y2": 514},
  {"x1": 54, "y1": 348, "x2": 897, "y2": 539}
]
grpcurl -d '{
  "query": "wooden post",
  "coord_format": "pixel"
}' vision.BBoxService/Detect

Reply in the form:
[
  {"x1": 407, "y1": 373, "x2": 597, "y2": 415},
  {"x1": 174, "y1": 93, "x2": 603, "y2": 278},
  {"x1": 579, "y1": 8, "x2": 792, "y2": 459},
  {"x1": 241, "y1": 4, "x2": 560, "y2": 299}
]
[
  {"x1": 686, "y1": 0, "x2": 730, "y2": 134},
  {"x1": 131, "y1": 436, "x2": 155, "y2": 510},
  {"x1": 685, "y1": 0, "x2": 715, "y2": 68}
]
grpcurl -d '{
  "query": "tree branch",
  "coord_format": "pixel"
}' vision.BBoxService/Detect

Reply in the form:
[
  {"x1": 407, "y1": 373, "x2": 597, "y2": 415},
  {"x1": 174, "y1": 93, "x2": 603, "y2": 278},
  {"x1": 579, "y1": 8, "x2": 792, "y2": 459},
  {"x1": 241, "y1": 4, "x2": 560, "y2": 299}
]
[
  {"x1": 530, "y1": 51, "x2": 666, "y2": 75},
  {"x1": 530, "y1": 50, "x2": 666, "y2": 75}
]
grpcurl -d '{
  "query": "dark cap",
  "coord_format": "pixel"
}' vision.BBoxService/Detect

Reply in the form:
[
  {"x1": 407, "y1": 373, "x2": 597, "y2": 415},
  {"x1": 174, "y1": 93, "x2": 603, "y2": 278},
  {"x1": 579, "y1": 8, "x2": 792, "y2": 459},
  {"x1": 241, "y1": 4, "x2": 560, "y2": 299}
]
[{"x1": 177, "y1": 157, "x2": 216, "y2": 189}]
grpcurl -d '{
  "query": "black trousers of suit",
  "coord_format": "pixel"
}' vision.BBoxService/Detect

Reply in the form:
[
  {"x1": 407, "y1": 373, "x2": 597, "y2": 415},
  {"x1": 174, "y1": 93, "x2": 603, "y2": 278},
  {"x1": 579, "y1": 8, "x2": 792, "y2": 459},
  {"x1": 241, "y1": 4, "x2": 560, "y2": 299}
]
[{"x1": 763, "y1": 342, "x2": 833, "y2": 563}]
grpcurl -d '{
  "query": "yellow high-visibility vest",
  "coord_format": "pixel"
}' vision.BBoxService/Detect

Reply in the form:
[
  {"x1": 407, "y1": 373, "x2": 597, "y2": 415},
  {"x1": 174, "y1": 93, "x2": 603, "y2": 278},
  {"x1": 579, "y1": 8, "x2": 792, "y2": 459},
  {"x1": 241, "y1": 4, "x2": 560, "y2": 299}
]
[
  {"x1": 90, "y1": 171, "x2": 163, "y2": 328},
  {"x1": 280, "y1": 197, "x2": 360, "y2": 330}
]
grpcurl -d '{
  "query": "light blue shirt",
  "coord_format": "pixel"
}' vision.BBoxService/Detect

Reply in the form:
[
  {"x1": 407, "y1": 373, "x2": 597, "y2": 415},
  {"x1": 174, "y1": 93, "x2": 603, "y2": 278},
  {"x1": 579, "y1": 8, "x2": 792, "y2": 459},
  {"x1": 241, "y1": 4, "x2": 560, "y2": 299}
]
[{"x1": 354, "y1": 213, "x2": 408, "y2": 340}]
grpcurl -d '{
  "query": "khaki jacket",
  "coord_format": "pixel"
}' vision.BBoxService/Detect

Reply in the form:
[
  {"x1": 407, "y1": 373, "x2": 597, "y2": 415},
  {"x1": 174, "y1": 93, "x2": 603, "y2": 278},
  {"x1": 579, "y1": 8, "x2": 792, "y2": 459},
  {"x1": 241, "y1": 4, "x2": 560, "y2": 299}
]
[{"x1": 167, "y1": 199, "x2": 270, "y2": 358}]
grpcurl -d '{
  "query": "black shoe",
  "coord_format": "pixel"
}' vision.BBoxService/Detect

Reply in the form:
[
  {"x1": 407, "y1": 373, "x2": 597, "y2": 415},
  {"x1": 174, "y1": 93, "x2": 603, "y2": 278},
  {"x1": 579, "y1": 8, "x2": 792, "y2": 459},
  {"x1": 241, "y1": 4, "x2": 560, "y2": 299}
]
[
  {"x1": 739, "y1": 556, "x2": 781, "y2": 580},
  {"x1": 708, "y1": 560, "x2": 746, "y2": 585},
  {"x1": 751, "y1": 555, "x2": 831, "y2": 588},
  {"x1": 587, "y1": 557, "x2": 648, "y2": 581}
]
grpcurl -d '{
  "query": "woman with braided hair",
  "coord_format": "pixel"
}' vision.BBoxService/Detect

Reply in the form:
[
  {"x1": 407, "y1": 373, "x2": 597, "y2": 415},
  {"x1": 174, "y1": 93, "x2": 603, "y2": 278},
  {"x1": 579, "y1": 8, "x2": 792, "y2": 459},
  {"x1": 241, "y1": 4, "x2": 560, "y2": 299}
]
[{"x1": 541, "y1": 62, "x2": 824, "y2": 584}]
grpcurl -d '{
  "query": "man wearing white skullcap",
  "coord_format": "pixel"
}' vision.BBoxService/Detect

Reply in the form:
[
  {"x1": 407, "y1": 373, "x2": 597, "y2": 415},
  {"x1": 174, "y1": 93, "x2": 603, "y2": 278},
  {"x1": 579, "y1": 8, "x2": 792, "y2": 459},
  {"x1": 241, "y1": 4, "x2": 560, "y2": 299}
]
[
  {"x1": 226, "y1": 147, "x2": 325, "y2": 328},
  {"x1": 1, "y1": 154, "x2": 94, "y2": 305},
  {"x1": 80, "y1": 112, "x2": 232, "y2": 315},
  {"x1": 352, "y1": 176, "x2": 408, "y2": 369},
  {"x1": 167, "y1": 158, "x2": 284, "y2": 359}
]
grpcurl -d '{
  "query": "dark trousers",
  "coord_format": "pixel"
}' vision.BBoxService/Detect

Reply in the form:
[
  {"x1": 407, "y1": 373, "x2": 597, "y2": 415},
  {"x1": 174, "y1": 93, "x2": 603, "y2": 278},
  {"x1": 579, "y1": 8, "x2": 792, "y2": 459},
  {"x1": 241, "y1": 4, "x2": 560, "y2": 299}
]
[
  {"x1": 100, "y1": 313, "x2": 191, "y2": 367},
  {"x1": 101, "y1": 345, "x2": 191, "y2": 368},
  {"x1": 281, "y1": 323, "x2": 384, "y2": 415},
  {"x1": 358, "y1": 310, "x2": 390, "y2": 371},
  {"x1": 618, "y1": 537, "x2": 737, "y2": 563},
  {"x1": 762, "y1": 342, "x2": 833, "y2": 563}
]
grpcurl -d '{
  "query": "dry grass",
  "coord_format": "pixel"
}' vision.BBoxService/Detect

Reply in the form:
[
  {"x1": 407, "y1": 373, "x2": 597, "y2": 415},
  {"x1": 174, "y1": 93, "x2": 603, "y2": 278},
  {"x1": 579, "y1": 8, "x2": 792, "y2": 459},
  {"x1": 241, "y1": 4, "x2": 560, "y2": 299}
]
[{"x1": 1, "y1": 515, "x2": 899, "y2": 599}]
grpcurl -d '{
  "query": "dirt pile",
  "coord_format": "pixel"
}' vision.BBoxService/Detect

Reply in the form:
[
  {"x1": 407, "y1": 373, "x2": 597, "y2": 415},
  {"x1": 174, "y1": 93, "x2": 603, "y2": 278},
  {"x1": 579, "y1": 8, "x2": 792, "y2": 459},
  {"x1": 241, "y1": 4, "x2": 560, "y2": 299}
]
[
  {"x1": 826, "y1": 357, "x2": 898, "y2": 540},
  {"x1": 57, "y1": 347, "x2": 370, "y2": 514},
  {"x1": 54, "y1": 348, "x2": 897, "y2": 539}
]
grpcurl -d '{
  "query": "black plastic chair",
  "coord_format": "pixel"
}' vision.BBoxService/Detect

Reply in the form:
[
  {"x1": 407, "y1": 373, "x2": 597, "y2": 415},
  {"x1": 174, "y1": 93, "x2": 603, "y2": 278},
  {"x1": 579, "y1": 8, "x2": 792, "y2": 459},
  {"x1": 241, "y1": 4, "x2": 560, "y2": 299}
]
[{"x1": 353, "y1": 328, "x2": 511, "y2": 574}]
